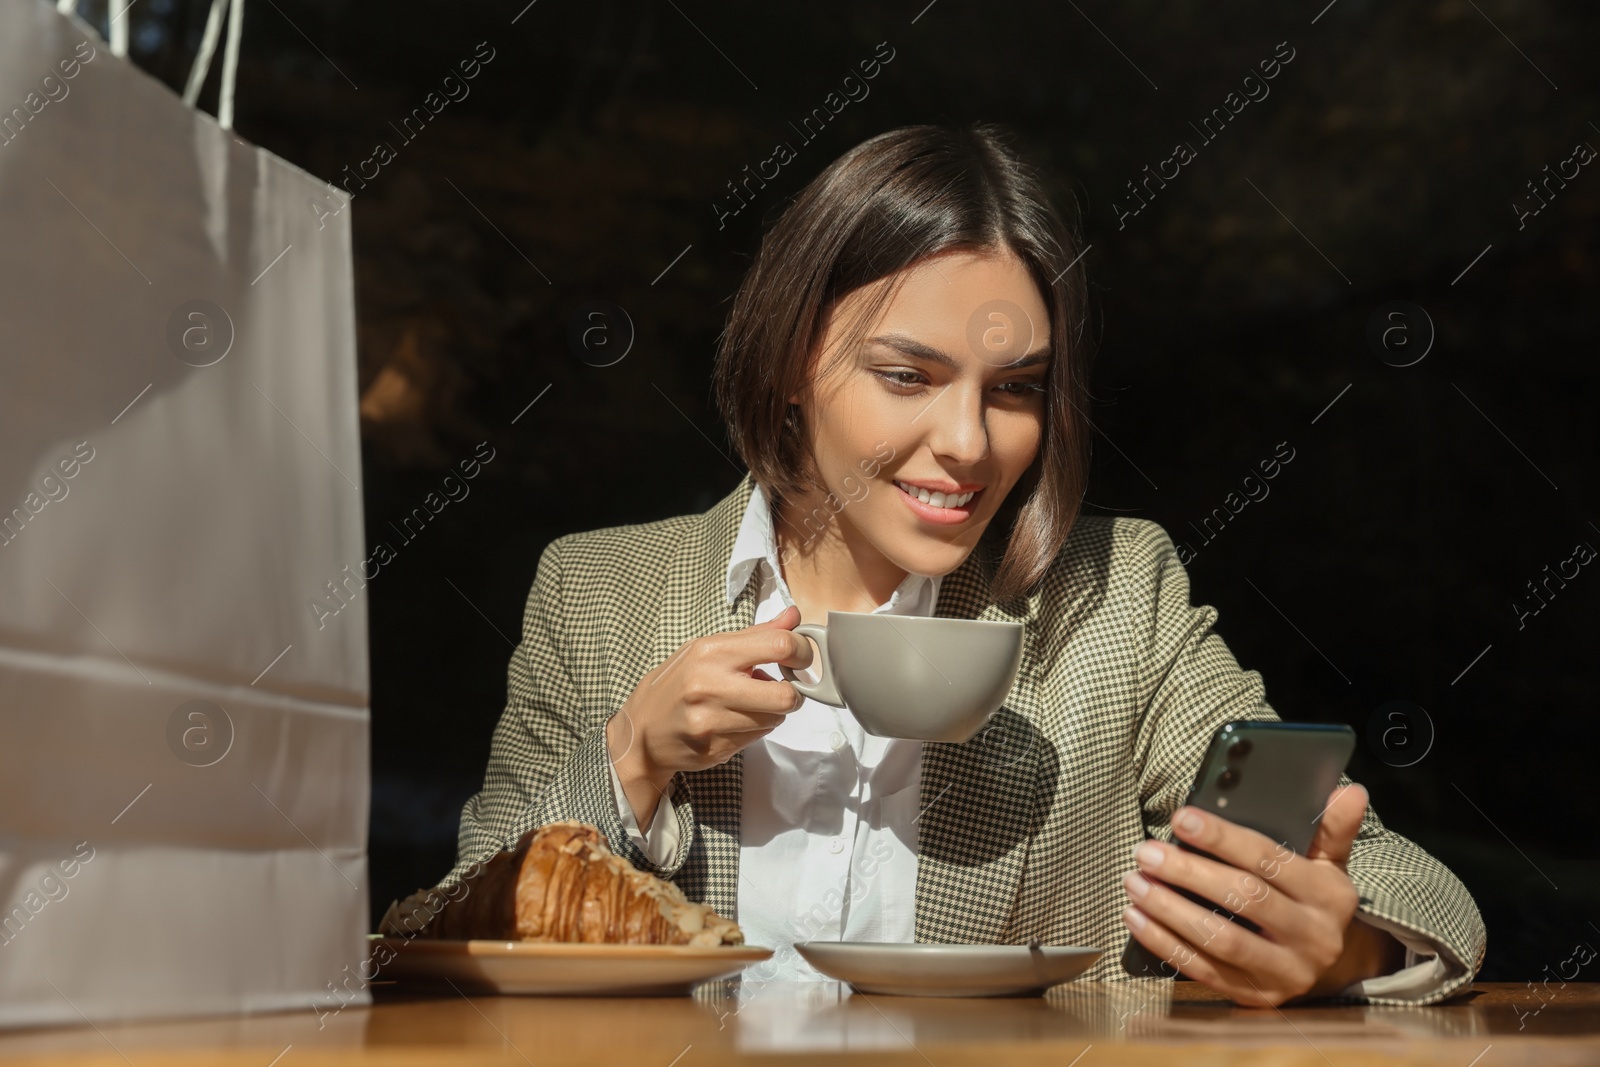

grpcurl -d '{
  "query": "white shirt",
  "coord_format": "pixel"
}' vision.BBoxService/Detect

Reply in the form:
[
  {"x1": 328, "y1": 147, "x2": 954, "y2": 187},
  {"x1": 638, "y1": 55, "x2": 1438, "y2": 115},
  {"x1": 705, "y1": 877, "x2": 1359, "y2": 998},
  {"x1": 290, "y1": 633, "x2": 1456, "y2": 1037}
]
[{"x1": 608, "y1": 481, "x2": 936, "y2": 980}]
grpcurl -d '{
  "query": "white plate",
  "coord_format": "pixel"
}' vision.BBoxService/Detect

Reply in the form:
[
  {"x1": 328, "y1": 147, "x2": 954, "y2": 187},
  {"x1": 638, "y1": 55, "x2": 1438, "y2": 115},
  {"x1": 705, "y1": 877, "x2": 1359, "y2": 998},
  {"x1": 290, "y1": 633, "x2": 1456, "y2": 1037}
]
[
  {"x1": 369, "y1": 936, "x2": 774, "y2": 996},
  {"x1": 795, "y1": 942, "x2": 1102, "y2": 997}
]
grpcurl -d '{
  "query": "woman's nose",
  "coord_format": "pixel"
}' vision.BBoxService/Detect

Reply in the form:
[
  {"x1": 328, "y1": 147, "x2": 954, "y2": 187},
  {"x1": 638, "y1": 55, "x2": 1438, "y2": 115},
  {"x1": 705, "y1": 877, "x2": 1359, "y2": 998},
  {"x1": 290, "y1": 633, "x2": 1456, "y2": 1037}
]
[{"x1": 926, "y1": 385, "x2": 990, "y2": 465}]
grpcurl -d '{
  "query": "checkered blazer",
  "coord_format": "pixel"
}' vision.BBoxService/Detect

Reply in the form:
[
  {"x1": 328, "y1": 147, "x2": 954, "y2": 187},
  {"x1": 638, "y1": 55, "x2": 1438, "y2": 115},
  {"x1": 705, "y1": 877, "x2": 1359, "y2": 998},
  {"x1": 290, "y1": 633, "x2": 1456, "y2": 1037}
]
[{"x1": 443, "y1": 472, "x2": 1485, "y2": 1004}]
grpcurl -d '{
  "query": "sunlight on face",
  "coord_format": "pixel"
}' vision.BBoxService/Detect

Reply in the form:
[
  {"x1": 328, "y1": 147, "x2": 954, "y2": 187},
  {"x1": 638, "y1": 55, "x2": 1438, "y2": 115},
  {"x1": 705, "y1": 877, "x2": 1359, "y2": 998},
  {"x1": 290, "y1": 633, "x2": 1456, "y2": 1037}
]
[{"x1": 790, "y1": 246, "x2": 1051, "y2": 579}]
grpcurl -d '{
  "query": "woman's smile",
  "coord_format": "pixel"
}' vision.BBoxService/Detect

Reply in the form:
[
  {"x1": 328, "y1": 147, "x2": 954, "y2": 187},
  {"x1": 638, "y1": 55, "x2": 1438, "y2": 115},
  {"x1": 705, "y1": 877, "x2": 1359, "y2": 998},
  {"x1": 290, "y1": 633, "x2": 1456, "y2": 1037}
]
[{"x1": 893, "y1": 479, "x2": 983, "y2": 525}]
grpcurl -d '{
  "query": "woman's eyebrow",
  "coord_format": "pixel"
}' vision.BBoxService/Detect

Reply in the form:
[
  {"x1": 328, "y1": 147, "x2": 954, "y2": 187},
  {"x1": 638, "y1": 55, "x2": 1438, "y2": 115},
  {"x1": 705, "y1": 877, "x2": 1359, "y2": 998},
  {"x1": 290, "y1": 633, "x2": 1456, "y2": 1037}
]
[{"x1": 866, "y1": 332, "x2": 1052, "y2": 370}]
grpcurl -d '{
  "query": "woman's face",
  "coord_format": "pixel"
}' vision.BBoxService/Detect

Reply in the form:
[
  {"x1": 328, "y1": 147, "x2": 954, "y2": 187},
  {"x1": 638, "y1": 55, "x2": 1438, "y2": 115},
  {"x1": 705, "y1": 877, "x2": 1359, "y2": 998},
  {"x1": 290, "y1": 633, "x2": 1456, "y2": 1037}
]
[{"x1": 788, "y1": 246, "x2": 1052, "y2": 579}]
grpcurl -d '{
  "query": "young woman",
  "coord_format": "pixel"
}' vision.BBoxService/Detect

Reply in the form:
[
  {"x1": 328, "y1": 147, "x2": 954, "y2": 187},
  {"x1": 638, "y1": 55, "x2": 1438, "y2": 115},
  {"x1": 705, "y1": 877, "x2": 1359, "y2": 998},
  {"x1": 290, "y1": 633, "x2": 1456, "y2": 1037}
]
[{"x1": 442, "y1": 124, "x2": 1485, "y2": 1006}]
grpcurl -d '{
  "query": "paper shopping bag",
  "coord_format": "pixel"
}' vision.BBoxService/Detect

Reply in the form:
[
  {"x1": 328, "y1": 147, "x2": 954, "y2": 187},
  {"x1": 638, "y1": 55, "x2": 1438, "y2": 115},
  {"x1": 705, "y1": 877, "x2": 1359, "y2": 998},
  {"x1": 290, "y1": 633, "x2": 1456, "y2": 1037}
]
[{"x1": 0, "y1": 2, "x2": 370, "y2": 1026}]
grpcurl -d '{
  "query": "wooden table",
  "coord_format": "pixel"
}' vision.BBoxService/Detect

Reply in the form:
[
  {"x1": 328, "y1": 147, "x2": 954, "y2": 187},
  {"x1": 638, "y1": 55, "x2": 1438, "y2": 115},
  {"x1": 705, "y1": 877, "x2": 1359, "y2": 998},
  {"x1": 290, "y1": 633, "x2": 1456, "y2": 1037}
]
[{"x1": 1, "y1": 982, "x2": 1597, "y2": 1066}]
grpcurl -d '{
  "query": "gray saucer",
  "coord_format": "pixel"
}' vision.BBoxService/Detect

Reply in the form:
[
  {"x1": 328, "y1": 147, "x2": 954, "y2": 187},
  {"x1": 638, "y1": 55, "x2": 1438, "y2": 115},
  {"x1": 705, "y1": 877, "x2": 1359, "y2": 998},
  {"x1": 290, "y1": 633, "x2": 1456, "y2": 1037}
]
[{"x1": 795, "y1": 942, "x2": 1102, "y2": 997}]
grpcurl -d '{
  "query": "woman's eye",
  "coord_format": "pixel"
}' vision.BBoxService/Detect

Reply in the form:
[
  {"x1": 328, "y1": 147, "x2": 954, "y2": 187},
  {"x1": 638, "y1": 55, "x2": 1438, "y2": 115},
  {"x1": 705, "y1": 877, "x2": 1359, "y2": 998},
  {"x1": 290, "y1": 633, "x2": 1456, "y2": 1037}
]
[
  {"x1": 876, "y1": 370, "x2": 926, "y2": 390},
  {"x1": 877, "y1": 370, "x2": 1046, "y2": 397},
  {"x1": 998, "y1": 380, "x2": 1047, "y2": 397}
]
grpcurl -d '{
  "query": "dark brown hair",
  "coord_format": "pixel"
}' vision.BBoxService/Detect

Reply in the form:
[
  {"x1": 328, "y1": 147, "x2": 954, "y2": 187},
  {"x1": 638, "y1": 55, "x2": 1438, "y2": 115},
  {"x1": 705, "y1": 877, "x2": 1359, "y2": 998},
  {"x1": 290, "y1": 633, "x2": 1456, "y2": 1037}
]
[{"x1": 712, "y1": 122, "x2": 1096, "y2": 602}]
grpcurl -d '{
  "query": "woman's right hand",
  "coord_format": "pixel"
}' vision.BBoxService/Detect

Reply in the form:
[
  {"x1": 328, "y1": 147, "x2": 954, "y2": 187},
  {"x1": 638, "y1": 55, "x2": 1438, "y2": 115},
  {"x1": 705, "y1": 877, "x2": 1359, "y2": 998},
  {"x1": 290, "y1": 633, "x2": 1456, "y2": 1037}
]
[{"x1": 606, "y1": 604, "x2": 813, "y2": 827}]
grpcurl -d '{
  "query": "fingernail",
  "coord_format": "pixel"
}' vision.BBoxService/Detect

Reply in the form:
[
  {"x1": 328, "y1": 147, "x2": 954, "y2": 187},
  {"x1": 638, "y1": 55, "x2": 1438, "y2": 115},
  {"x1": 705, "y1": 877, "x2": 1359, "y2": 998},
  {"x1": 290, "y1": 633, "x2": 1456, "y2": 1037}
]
[
  {"x1": 1122, "y1": 906, "x2": 1147, "y2": 931},
  {"x1": 1124, "y1": 871, "x2": 1150, "y2": 899},
  {"x1": 1175, "y1": 808, "x2": 1203, "y2": 835},
  {"x1": 1135, "y1": 841, "x2": 1164, "y2": 869}
]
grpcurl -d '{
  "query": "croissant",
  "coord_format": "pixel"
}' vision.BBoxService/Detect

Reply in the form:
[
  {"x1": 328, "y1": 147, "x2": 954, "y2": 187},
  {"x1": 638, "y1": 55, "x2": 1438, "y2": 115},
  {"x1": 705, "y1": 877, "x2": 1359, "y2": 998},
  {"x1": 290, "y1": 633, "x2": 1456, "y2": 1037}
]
[{"x1": 380, "y1": 821, "x2": 743, "y2": 947}]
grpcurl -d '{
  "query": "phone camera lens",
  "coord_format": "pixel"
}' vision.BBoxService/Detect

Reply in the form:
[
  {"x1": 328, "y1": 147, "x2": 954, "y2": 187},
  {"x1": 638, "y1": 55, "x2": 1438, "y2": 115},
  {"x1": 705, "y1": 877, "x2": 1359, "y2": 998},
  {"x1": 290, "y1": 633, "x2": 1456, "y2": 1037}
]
[
  {"x1": 1218, "y1": 767, "x2": 1239, "y2": 790},
  {"x1": 1228, "y1": 739, "x2": 1253, "y2": 759}
]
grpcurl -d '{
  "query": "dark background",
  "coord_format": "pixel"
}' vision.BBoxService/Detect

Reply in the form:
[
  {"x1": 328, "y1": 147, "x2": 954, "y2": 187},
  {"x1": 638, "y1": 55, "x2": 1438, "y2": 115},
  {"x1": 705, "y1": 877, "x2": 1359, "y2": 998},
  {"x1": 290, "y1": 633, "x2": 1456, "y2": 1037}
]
[{"x1": 92, "y1": 0, "x2": 1599, "y2": 981}]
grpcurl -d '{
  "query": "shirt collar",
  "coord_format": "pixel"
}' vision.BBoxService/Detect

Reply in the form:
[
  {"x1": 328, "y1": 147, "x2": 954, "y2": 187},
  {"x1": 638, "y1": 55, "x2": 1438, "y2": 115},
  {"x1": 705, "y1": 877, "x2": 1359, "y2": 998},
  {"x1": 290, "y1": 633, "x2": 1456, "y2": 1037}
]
[{"x1": 724, "y1": 481, "x2": 942, "y2": 614}]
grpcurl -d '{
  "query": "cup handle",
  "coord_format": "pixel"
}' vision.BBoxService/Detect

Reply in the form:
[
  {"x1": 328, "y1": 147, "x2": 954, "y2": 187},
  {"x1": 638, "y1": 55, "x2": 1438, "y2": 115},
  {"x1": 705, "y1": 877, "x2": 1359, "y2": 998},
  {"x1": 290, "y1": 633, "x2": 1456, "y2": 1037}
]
[{"x1": 778, "y1": 622, "x2": 844, "y2": 707}]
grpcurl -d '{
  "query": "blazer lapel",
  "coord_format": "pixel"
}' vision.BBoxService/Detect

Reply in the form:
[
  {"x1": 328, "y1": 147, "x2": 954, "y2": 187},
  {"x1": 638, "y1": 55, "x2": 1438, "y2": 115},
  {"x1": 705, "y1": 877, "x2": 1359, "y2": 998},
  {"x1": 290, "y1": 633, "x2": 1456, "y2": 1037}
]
[
  {"x1": 650, "y1": 473, "x2": 758, "y2": 920},
  {"x1": 914, "y1": 544, "x2": 1046, "y2": 945}
]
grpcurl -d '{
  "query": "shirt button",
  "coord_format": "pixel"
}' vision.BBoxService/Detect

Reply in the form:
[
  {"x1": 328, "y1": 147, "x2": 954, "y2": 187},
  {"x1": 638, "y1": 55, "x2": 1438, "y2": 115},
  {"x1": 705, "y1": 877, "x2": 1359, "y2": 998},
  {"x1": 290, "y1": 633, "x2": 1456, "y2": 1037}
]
[
  {"x1": 828, "y1": 837, "x2": 845, "y2": 855},
  {"x1": 828, "y1": 731, "x2": 845, "y2": 751}
]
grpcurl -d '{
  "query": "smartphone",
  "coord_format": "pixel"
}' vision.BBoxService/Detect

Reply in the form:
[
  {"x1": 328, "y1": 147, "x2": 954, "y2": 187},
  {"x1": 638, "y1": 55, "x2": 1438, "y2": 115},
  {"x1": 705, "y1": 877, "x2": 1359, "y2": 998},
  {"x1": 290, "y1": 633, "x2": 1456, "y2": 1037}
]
[{"x1": 1121, "y1": 720, "x2": 1357, "y2": 978}]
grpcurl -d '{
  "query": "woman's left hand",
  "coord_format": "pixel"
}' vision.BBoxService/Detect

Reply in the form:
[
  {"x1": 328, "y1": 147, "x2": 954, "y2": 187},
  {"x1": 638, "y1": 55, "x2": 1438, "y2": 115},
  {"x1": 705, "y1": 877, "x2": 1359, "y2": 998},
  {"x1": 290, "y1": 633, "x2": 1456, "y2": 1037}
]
[{"x1": 1120, "y1": 782, "x2": 1405, "y2": 1007}]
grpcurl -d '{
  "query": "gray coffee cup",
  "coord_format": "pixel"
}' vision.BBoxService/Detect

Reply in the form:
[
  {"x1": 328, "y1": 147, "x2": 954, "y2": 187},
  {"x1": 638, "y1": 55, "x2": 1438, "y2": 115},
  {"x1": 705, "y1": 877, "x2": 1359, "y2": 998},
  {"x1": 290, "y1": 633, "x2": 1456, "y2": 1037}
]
[{"x1": 778, "y1": 611, "x2": 1025, "y2": 743}]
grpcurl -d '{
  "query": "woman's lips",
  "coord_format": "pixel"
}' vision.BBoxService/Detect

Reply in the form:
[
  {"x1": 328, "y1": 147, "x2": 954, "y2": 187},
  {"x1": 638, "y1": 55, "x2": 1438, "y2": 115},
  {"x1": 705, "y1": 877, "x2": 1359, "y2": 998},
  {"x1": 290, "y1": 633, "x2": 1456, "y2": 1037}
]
[{"x1": 894, "y1": 481, "x2": 981, "y2": 525}]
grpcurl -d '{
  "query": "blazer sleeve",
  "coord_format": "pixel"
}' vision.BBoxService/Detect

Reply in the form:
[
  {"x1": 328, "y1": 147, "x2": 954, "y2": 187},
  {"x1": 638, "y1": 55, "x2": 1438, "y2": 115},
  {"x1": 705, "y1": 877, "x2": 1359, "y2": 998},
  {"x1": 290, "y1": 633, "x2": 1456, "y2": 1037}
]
[
  {"x1": 437, "y1": 536, "x2": 696, "y2": 891},
  {"x1": 1126, "y1": 520, "x2": 1486, "y2": 1005}
]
